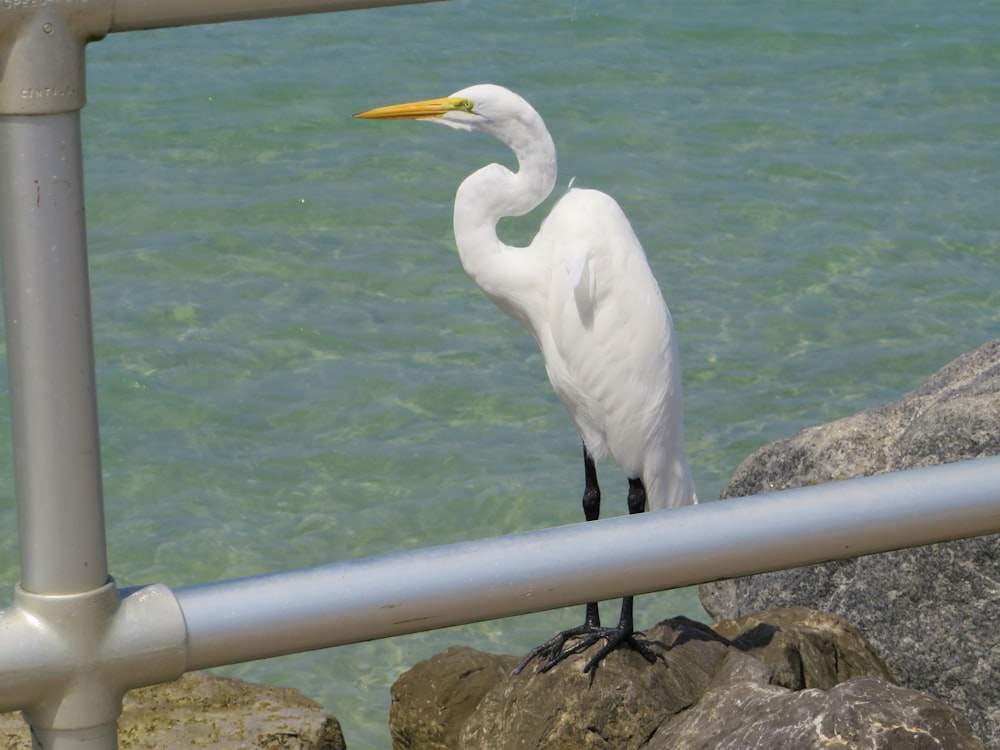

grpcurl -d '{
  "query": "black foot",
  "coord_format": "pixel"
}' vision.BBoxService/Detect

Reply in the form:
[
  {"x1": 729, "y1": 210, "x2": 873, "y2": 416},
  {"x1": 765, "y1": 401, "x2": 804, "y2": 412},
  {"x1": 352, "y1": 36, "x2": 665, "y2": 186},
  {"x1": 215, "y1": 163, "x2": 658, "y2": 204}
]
[{"x1": 513, "y1": 622, "x2": 661, "y2": 675}]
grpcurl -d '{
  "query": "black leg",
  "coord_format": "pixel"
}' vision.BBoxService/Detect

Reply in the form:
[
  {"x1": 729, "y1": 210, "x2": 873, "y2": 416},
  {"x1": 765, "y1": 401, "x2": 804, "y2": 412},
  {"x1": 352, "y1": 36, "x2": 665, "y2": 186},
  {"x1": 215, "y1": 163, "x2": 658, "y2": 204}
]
[
  {"x1": 627, "y1": 475, "x2": 646, "y2": 515},
  {"x1": 574, "y1": 478, "x2": 660, "y2": 673},
  {"x1": 620, "y1": 479, "x2": 646, "y2": 633},
  {"x1": 513, "y1": 446, "x2": 602, "y2": 675},
  {"x1": 513, "y1": 465, "x2": 661, "y2": 675},
  {"x1": 581, "y1": 447, "x2": 601, "y2": 628},
  {"x1": 582, "y1": 446, "x2": 601, "y2": 522}
]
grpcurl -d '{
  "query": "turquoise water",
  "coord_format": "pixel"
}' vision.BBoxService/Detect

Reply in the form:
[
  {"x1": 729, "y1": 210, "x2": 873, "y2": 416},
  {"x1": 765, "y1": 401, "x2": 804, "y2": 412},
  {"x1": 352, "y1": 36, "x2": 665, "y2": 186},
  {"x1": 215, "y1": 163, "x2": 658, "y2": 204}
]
[{"x1": 1, "y1": 0, "x2": 998, "y2": 747}]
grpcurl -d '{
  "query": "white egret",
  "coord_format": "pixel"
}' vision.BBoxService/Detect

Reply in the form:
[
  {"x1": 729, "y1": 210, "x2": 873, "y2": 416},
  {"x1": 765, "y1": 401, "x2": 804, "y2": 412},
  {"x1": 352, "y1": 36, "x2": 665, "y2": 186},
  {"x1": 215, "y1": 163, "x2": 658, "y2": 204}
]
[{"x1": 355, "y1": 84, "x2": 697, "y2": 674}]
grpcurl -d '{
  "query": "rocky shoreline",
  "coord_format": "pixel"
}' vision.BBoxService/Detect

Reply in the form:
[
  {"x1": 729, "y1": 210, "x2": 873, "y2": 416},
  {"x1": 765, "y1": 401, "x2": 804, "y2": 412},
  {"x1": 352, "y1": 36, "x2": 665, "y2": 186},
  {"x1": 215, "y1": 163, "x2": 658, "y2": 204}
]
[{"x1": 389, "y1": 608, "x2": 983, "y2": 749}]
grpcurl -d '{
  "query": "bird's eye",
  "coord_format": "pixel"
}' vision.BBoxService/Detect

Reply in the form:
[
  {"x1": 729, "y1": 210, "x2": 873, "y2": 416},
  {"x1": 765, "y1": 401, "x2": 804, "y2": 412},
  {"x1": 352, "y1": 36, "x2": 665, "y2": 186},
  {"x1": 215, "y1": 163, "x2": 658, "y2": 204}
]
[{"x1": 457, "y1": 99, "x2": 475, "y2": 113}]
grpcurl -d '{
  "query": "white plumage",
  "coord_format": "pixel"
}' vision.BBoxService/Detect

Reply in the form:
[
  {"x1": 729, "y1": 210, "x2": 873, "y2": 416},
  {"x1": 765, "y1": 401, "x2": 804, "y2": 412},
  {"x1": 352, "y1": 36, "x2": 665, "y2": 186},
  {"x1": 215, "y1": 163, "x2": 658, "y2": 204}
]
[{"x1": 356, "y1": 84, "x2": 696, "y2": 672}]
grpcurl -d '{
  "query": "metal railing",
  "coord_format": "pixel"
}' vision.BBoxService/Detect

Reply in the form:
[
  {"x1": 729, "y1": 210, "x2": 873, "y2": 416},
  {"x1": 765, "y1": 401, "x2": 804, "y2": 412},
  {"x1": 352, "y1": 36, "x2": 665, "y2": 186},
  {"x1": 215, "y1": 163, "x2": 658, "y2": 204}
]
[{"x1": 0, "y1": 2, "x2": 998, "y2": 748}]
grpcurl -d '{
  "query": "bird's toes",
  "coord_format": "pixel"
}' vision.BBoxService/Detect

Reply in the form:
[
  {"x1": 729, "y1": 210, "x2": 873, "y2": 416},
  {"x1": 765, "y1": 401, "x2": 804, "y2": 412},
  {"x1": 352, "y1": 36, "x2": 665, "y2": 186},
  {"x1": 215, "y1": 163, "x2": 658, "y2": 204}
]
[
  {"x1": 512, "y1": 627, "x2": 603, "y2": 675},
  {"x1": 515, "y1": 626, "x2": 666, "y2": 675},
  {"x1": 512, "y1": 636, "x2": 568, "y2": 675},
  {"x1": 581, "y1": 630, "x2": 662, "y2": 674},
  {"x1": 537, "y1": 633, "x2": 603, "y2": 673},
  {"x1": 627, "y1": 633, "x2": 662, "y2": 666}
]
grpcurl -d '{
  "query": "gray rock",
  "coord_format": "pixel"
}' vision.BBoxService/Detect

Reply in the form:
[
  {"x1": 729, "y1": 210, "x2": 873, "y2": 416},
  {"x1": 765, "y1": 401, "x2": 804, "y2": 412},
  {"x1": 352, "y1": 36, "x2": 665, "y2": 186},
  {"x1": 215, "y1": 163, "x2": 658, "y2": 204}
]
[
  {"x1": 699, "y1": 338, "x2": 1000, "y2": 748},
  {"x1": 0, "y1": 671, "x2": 345, "y2": 749},
  {"x1": 389, "y1": 609, "x2": 982, "y2": 749}
]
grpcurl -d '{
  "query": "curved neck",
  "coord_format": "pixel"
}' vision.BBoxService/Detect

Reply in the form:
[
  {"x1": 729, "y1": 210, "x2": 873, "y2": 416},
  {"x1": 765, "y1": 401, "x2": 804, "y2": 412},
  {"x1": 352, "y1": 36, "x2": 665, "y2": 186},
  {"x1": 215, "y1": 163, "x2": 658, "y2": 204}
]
[{"x1": 452, "y1": 117, "x2": 557, "y2": 284}]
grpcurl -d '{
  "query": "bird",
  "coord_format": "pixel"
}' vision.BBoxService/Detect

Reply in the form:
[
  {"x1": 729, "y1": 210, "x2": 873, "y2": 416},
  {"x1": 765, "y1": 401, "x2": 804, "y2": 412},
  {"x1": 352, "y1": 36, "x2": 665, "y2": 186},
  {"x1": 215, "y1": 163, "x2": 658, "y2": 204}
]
[{"x1": 355, "y1": 84, "x2": 697, "y2": 674}]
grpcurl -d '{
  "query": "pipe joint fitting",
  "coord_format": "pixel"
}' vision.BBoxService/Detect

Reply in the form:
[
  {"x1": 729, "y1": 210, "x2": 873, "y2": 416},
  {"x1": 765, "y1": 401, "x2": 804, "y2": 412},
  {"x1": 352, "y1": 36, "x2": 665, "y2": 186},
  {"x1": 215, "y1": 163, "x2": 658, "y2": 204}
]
[
  {"x1": 0, "y1": 579, "x2": 188, "y2": 733},
  {"x1": 0, "y1": 0, "x2": 114, "y2": 114}
]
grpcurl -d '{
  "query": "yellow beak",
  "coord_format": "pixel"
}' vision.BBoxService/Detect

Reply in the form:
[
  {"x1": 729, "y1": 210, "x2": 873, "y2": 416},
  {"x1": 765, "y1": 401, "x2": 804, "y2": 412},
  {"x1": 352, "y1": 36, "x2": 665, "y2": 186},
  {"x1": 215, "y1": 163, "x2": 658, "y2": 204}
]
[{"x1": 354, "y1": 96, "x2": 472, "y2": 121}]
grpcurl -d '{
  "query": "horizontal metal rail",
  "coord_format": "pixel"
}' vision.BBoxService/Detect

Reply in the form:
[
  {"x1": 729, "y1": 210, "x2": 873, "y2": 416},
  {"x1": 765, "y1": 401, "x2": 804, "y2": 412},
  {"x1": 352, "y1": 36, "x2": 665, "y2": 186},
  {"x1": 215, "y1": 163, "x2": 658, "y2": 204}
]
[
  {"x1": 109, "y1": 0, "x2": 444, "y2": 32},
  {"x1": 175, "y1": 455, "x2": 1000, "y2": 670}
]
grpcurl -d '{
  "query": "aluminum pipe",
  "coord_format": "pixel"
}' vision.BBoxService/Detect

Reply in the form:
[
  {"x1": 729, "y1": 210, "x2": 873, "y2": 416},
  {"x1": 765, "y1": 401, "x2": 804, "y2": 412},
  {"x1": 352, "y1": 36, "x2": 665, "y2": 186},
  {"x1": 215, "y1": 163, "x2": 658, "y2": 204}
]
[
  {"x1": 176, "y1": 455, "x2": 1000, "y2": 671},
  {"x1": 0, "y1": 112, "x2": 108, "y2": 595},
  {"x1": 109, "y1": 0, "x2": 445, "y2": 32}
]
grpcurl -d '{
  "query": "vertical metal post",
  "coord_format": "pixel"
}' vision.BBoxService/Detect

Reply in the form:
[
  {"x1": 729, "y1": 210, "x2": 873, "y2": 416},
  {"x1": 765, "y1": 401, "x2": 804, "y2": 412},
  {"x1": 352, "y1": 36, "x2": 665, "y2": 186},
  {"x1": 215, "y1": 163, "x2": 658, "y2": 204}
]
[
  {"x1": 0, "y1": 3, "x2": 118, "y2": 747},
  {"x1": 0, "y1": 111, "x2": 109, "y2": 596}
]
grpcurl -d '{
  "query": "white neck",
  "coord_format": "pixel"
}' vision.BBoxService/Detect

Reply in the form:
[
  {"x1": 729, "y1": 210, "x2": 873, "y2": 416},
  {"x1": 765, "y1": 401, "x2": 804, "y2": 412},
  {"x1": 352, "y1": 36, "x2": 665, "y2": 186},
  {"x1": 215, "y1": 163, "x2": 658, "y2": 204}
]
[{"x1": 451, "y1": 114, "x2": 557, "y2": 305}]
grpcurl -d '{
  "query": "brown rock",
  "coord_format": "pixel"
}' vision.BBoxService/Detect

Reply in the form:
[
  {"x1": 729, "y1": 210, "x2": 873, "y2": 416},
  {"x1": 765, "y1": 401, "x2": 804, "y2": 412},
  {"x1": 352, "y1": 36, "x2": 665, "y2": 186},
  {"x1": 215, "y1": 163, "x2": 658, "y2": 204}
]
[
  {"x1": 0, "y1": 672, "x2": 345, "y2": 750},
  {"x1": 710, "y1": 606, "x2": 894, "y2": 690},
  {"x1": 390, "y1": 646, "x2": 520, "y2": 750},
  {"x1": 461, "y1": 619, "x2": 727, "y2": 750},
  {"x1": 389, "y1": 609, "x2": 981, "y2": 749}
]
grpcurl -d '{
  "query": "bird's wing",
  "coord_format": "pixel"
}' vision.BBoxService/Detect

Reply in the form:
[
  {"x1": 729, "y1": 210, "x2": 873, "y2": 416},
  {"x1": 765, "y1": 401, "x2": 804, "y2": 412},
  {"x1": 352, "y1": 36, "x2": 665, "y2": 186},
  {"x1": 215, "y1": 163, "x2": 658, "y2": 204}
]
[
  {"x1": 544, "y1": 188, "x2": 656, "y2": 334},
  {"x1": 536, "y1": 188, "x2": 676, "y2": 465}
]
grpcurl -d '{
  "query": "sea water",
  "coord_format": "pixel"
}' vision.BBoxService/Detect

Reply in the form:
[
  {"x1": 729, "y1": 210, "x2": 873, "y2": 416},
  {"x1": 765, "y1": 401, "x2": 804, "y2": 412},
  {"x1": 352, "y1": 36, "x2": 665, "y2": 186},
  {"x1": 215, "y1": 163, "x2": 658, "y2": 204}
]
[{"x1": 0, "y1": 0, "x2": 997, "y2": 747}]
